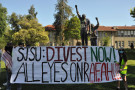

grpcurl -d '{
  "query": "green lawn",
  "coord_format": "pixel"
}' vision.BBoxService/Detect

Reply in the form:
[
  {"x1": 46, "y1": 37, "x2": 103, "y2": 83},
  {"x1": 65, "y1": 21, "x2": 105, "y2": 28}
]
[
  {"x1": 0, "y1": 60, "x2": 135, "y2": 90},
  {"x1": 0, "y1": 60, "x2": 5, "y2": 68}
]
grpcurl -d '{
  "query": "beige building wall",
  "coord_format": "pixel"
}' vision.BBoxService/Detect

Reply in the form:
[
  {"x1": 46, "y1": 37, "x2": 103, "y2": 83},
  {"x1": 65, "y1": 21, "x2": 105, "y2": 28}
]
[
  {"x1": 114, "y1": 37, "x2": 135, "y2": 49},
  {"x1": 97, "y1": 31, "x2": 116, "y2": 47},
  {"x1": 48, "y1": 31, "x2": 135, "y2": 49}
]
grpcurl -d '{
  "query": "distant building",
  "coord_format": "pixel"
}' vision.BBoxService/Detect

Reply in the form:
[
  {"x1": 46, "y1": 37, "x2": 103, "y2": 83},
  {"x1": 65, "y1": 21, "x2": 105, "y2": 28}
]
[
  {"x1": 45, "y1": 25, "x2": 56, "y2": 46},
  {"x1": 45, "y1": 25, "x2": 135, "y2": 48}
]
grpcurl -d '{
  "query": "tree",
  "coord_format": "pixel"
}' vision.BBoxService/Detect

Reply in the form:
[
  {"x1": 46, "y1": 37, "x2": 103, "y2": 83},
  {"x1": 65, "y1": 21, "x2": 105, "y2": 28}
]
[
  {"x1": 8, "y1": 5, "x2": 48, "y2": 46},
  {"x1": 53, "y1": 0, "x2": 72, "y2": 45},
  {"x1": 8, "y1": 12, "x2": 21, "y2": 32},
  {"x1": 102, "y1": 33, "x2": 111, "y2": 46},
  {"x1": 27, "y1": 5, "x2": 38, "y2": 20},
  {"x1": 64, "y1": 16, "x2": 81, "y2": 42},
  {"x1": 12, "y1": 17, "x2": 49, "y2": 46},
  {"x1": 8, "y1": 5, "x2": 37, "y2": 32},
  {"x1": 130, "y1": 7, "x2": 135, "y2": 19},
  {"x1": 0, "y1": 3, "x2": 7, "y2": 36},
  {"x1": 0, "y1": 25, "x2": 13, "y2": 49}
]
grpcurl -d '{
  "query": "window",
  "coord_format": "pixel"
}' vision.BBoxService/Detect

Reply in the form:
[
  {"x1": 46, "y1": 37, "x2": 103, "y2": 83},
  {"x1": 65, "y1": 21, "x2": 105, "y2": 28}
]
[
  {"x1": 128, "y1": 41, "x2": 131, "y2": 47},
  {"x1": 124, "y1": 31, "x2": 127, "y2": 36},
  {"x1": 100, "y1": 32, "x2": 102, "y2": 37},
  {"x1": 103, "y1": 32, "x2": 105, "y2": 37},
  {"x1": 128, "y1": 31, "x2": 130, "y2": 36},
  {"x1": 118, "y1": 31, "x2": 121, "y2": 36},
  {"x1": 98, "y1": 32, "x2": 100, "y2": 37},
  {"x1": 131, "y1": 31, "x2": 133, "y2": 34},
  {"x1": 121, "y1": 31, "x2": 124, "y2": 37},
  {"x1": 119, "y1": 41, "x2": 121, "y2": 48},
  {"x1": 122, "y1": 41, "x2": 124, "y2": 47},
  {"x1": 131, "y1": 31, "x2": 134, "y2": 37}
]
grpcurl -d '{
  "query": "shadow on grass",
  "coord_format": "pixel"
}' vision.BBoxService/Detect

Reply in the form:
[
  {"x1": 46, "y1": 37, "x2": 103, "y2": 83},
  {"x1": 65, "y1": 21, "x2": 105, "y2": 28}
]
[
  {"x1": 125, "y1": 49, "x2": 135, "y2": 60},
  {"x1": 127, "y1": 65, "x2": 135, "y2": 90}
]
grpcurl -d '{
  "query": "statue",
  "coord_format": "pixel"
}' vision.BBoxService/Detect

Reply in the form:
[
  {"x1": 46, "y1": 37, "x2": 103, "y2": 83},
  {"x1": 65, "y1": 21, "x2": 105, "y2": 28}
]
[
  {"x1": 90, "y1": 17, "x2": 99, "y2": 46},
  {"x1": 75, "y1": 5, "x2": 90, "y2": 46}
]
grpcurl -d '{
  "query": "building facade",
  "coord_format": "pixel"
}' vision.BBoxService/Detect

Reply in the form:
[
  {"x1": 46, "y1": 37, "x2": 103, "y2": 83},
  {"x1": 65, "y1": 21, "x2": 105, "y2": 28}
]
[
  {"x1": 97, "y1": 26, "x2": 135, "y2": 48},
  {"x1": 45, "y1": 25, "x2": 135, "y2": 48}
]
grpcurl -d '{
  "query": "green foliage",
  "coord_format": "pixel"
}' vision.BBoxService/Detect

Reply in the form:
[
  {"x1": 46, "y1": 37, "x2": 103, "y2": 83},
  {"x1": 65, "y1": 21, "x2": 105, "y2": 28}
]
[
  {"x1": 8, "y1": 5, "x2": 37, "y2": 32},
  {"x1": 12, "y1": 17, "x2": 49, "y2": 46},
  {"x1": 53, "y1": 0, "x2": 72, "y2": 45},
  {"x1": 8, "y1": 12, "x2": 21, "y2": 32},
  {"x1": 130, "y1": 7, "x2": 135, "y2": 19},
  {"x1": 102, "y1": 33, "x2": 111, "y2": 46},
  {"x1": 27, "y1": 5, "x2": 38, "y2": 20},
  {"x1": 64, "y1": 16, "x2": 81, "y2": 41},
  {"x1": 7, "y1": 5, "x2": 49, "y2": 46},
  {"x1": 0, "y1": 26, "x2": 12, "y2": 49},
  {"x1": 0, "y1": 36, "x2": 7, "y2": 49},
  {"x1": 0, "y1": 3, "x2": 7, "y2": 36},
  {"x1": 3, "y1": 25, "x2": 13, "y2": 42}
]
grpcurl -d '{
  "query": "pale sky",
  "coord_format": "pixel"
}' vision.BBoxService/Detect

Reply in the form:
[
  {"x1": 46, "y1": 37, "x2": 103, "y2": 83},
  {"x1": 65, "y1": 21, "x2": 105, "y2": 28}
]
[{"x1": 1, "y1": 0, "x2": 135, "y2": 26}]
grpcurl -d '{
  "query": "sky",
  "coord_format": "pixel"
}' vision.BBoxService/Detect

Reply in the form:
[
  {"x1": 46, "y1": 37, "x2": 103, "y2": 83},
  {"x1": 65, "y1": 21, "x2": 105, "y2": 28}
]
[{"x1": 0, "y1": 0, "x2": 135, "y2": 26}]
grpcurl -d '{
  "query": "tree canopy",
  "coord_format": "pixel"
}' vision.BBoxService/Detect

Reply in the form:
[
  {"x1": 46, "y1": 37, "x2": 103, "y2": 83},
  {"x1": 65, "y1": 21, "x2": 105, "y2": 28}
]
[
  {"x1": 8, "y1": 12, "x2": 21, "y2": 32},
  {"x1": 130, "y1": 7, "x2": 135, "y2": 19},
  {"x1": 53, "y1": 0, "x2": 72, "y2": 45},
  {"x1": 64, "y1": 16, "x2": 81, "y2": 42},
  {"x1": 102, "y1": 33, "x2": 111, "y2": 46},
  {"x1": 12, "y1": 16, "x2": 49, "y2": 46},
  {"x1": 11, "y1": 5, "x2": 49, "y2": 46},
  {"x1": 0, "y1": 3, "x2": 7, "y2": 36},
  {"x1": 27, "y1": 5, "x2": 38, "y2": 20}
]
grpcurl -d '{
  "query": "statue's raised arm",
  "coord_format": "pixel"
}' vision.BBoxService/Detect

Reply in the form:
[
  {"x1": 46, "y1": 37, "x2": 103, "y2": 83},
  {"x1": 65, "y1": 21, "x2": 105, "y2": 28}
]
[
  {"x1": 93, "y1": 17, "x2": 99, "y2": 30},
  {"x1": 75, "y1": 5, "x2": 81, "y2": 19}
]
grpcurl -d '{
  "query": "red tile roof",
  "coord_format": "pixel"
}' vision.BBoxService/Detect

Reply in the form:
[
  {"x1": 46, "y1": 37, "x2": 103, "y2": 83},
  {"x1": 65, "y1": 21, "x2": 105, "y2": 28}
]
[
  {"x1": 116, "y1": 26, "x2": 135, "y2": 30},
  {"x1": 45, "y1": 25, "x2": 56, "y2": 31},
  {"x1": 45, "y1": 25, "x2": 135, "y2": 31},
  {"x1": 97, "y1": 26, "x2": 117, "y2": 31},
  {"x1": 98, "y1": 26, "x2": 135, "y2": 31}
]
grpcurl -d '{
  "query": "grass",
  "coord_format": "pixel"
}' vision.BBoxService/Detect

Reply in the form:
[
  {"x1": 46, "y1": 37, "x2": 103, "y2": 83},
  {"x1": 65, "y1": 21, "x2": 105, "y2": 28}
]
[
  {"x1": 0, "y1": 61, "x2": 5, "y2": 68},
  {"x1": 0, "y1": 50, "x2": 135, "y2": 90}
]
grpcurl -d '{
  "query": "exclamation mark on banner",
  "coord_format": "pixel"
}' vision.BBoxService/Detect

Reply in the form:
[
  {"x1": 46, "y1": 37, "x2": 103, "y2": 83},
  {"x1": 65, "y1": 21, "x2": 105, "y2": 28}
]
[{"x1": 113, "y1": 48, "x2": 117, "y2": 63}]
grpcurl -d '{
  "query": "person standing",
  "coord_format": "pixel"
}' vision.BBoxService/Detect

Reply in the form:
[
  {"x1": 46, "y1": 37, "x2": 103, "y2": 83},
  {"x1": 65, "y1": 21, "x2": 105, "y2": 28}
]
[
  {"x1": 117, "y1": 47, "x2": 128, "y2": 90},
  {"x1": 75, "y1": 5, "x2": 90, "y2": 46},
  {"x1": 130, "y1": 43, "x2": 134, "y2": 49},
  {"x1": 4, "y1": 43, "x2": 13, "y2": 90}
]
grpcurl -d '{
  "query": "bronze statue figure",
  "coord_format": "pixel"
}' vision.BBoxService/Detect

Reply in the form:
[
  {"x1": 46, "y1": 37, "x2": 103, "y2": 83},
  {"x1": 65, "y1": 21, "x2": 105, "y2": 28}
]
[
  {"x1": 90, "y1": 17, "x2": 99, "y2": 46},
  {"x1": 75, "y1": 5, "x2": 90, "y2": 46}
]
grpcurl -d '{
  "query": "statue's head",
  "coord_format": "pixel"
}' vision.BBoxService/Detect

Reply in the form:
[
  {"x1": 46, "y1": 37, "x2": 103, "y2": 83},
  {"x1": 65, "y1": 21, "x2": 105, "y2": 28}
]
[
  {"x1": 82, "y1": 14, "x2": 86, "y2": 20},
  {"x1": 91, "y1": 24, "x2": 94, "y2": 28}
]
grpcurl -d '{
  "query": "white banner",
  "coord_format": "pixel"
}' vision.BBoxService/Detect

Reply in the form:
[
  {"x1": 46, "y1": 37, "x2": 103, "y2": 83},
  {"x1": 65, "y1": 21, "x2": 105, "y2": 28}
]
[{"x1": 11, "y1": 46, "x2": 121, "y2": 84}]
